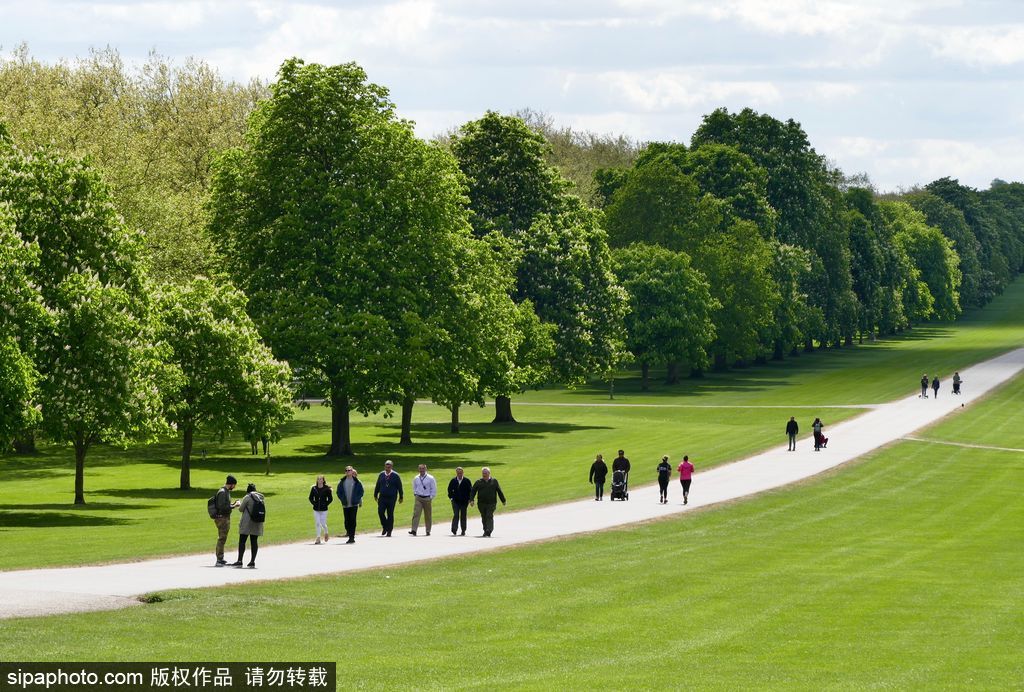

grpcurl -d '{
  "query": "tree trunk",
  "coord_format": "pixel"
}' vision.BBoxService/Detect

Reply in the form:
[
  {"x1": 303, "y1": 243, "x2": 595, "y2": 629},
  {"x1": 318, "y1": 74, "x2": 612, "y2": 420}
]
[
  {"x1": 180, "y1": 424, "x2": 194, "y2": 490},
  {"x1": 772, "y1": 340, "x2": 785, "y2": 361},
  {"x1": 492, "y1": 395, "x2": 516, "y2": 424},
  {"x1": 804, "y1": 338, "x2": 814, "y2": 353},
  {"x1": 13, "y1": 432, "x2": 36, "y2": 454},
  {"x1": 666, "y1": 361, "x2": 681, "y2": 384},
  {"x1": 713, "y1": 352, "x2": 728, "y2": 371},
  {"x1": 844, "y1": 333, "x2": 853, "y2": 347},
  {"x1": 74, "y1": 431, "x2": 88, "y2": 505},
  {"x1": 641, "y1": 362, "x2": 650, "y2": 391},
  {"x1": 450, "y1": 404, "x2": 460, "y2": 434},
  {"x1": 400, "y1": 394, "x2": 414, "y2": 445},
  {"x1": 327, "y1": 386, "x2": 353, "y2": 456}
]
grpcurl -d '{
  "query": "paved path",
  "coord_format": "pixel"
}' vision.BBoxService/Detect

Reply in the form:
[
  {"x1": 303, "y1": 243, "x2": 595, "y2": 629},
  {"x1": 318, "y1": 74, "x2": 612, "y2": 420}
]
[{"x1": 2, "y1": 347, "x2": 1022, "y2": 620}]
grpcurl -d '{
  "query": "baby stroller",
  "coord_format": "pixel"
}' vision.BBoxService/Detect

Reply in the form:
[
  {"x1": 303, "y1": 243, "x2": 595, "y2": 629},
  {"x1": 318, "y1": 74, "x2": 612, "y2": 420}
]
[
  {"x1": 814, "y1": 431, "x2": 829, "y2": 449},
  {"x1": 609, "y1": 469, "x2": 629, "y2": 501}
]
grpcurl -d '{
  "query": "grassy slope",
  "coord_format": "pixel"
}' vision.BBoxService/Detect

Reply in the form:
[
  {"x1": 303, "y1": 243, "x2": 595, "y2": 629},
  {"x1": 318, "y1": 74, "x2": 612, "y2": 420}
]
[
  {"x1": 1, "y1": 280, "x2": 1023, "y2": 570},
  {"x1": 2, "y1": 373, "x2": 1022, "y2": 689}
]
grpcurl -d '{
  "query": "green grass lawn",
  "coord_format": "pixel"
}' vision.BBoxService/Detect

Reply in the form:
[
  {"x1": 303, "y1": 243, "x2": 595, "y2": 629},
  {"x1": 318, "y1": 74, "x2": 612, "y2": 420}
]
[
  {"x1": 2, "y1": 279, "x2": 1024, "y2": 570},
  {"x1": 2, "y1": 372, "x2": 1022, "y2": 689}
]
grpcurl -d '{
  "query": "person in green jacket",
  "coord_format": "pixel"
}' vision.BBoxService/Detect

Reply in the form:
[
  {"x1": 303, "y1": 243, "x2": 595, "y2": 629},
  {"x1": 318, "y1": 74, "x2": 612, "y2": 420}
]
[{"x1": 470, "y1": 467, "x2": 507, "y2": 538}]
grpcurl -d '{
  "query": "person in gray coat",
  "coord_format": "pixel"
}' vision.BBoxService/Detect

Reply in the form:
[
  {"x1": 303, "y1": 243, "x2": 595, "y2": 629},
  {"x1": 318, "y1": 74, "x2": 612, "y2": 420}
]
[{"x1": 232, "y1": 483, "x2": 265, "y2": 568}]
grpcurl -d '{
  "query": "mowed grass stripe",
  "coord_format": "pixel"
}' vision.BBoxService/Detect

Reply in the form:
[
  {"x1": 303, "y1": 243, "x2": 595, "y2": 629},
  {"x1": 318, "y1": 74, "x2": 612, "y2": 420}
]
[{"x1": 1, "y1": 373, "x2": 1022, "y2": 688}]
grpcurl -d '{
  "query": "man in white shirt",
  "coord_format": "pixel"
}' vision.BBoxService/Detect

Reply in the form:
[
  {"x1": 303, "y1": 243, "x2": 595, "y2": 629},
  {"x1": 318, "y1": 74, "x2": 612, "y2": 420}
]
[{"x1": 409, "y1": 463, "x2": 437, "y2": 536}]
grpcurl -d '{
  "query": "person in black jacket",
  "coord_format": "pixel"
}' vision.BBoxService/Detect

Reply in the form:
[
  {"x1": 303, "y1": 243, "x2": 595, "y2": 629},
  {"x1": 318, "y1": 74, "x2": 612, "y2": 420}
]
[
  {"x1": 612, "y1": 450, "x2": 630, "y2": 474},
  {"x1": 786, "y1": 416, "x2": 799, "y2": 451},
  {"x1": 373, "y1": 460, "x2": 403, "y2": 537},
  {"x1": 656, "y1": 455, "x2": 672, "y2": 504},
  {"x1": 589, "y1": 454, "x2": 608, "y2": 500},
  {"x1": 309, "y1": 474, "x2": 333, "y2": 544},
  {"x1": 470, "y1": 467, "x2": 506, "y2": 537},
  {"x1": 448, "y1": 466, "x2": 472, "y2": 536}
]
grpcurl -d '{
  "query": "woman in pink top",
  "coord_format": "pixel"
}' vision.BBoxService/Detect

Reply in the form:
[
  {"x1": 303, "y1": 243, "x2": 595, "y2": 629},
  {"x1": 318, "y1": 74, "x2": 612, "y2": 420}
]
[{"x1": 677, "y1": 455, "x2": 694, "y2": 505}]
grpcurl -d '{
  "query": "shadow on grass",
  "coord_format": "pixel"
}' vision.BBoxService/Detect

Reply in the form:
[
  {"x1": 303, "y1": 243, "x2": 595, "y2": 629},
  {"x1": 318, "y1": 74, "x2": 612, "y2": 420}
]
[{"x1": 0, "y1": 510, "x2": 132, "y2": 528}]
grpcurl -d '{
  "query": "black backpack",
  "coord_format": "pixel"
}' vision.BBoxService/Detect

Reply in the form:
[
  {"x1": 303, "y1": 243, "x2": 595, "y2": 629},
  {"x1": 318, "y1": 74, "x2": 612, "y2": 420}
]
[
  {"x1": 207, "y1": 492, "x2": 220, "y2": 519},
  {"x1": 247, "y1": 493, "x2": 266, "y2": 523}
]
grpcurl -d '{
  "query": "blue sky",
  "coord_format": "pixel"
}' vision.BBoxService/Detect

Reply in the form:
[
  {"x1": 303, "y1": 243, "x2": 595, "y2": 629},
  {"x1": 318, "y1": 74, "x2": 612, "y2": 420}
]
[{"x1": 3, "y1": 0, "x2": 1023, "y2": 190}]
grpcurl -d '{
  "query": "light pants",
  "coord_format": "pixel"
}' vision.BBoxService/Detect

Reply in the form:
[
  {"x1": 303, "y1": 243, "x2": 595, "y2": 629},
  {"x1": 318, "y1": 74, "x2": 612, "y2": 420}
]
[
  {"x1": 411, "y1": 496, "x2": 433, "y2": 533},
  {"x1": 314, "y1": 510, "x2": 328, "y2": 538}
]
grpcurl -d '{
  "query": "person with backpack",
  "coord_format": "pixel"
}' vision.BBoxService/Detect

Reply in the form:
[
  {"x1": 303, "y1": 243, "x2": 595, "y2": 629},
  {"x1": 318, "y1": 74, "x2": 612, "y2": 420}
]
[
  {"x1": 309, "y1": 474, "x2": 333, "y2": 544},
  {"x1": 209, "y1": 474, "x2": 240, "y2": 566},
  {"x1": 232, "y1": 482, "x2": 265, "y2": 568},
  {"x1": 813, "y1": 418, "x2": 825, "y2": 451}
]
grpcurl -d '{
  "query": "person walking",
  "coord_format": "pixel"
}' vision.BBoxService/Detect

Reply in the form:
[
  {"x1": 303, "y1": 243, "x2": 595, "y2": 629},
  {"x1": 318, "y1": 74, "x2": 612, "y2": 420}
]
[
  {"x1": 470, "y1": 467, "x2": 506, "y2": 538},
  {"x1": 409, "y1": 463, "x2": 437, "y2": 536},
  {"x1": 786, "y1": 416, "x2": 799, "y2": 451},
  {"x1": 308, "y1": 474, "x2": 333, "y2": 544},
  {"x1": 656, "y1": 455, "x2": 672, "y2": 504},
  {"x1": 373, "y1": 460, "x2": 403, "y2": 537},
  {"x1": 932, "y1": 375, "x2": 940, "y2": 399},
  {"x1": 589, "y1": 454, "x2": 608, "y2": 501},
  {"x1": 448, "y1": 467, "x2": 472, "y2": 536},
  {"x1": 677, "y1": 455, "x2": 694, "y2": 505},
  {"x1": 337, "y1": 465, "x2": 364, "y2": 544},
  {"x1": 953, "y1": 371, "x2": 962, "y2": 395},
  {"x1": 211, "y1": 474, "x2": 240, "y2": 566},
  {"x1": 813, "y1": 417, "x2": 824, "y2": 451},
  {"x1": 232, "y1": 482, "x2": 265, "y2": 568},
  {"x1": 920, "y1": 374, "x2": 929, "y2": 398}
]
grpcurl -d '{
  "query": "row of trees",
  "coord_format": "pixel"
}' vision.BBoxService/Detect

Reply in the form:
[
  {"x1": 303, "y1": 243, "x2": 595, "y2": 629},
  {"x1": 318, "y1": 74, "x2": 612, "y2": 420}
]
[
  {"x1": 4, "y1": 49, "x2": 1024, "y2": 475},
  {"x1": 0, "y1": 128, "x2": 292, "y2": 502}
]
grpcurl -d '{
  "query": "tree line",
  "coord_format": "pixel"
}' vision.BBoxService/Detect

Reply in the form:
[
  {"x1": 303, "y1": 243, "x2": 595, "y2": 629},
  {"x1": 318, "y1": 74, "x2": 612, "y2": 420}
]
[{"x1": 3, "y1": 49, "x2": 1024, "y2": 500}]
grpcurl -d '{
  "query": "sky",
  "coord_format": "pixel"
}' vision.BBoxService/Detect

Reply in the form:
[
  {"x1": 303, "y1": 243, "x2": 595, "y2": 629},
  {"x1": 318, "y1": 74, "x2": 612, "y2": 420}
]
[{"x1": 3, "y1": 0, "x2": 1024, "y2": 191}]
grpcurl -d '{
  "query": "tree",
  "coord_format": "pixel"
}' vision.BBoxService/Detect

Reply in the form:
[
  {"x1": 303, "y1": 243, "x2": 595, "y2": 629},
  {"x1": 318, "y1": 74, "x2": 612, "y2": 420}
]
[
  {"x1": 156, "y1": 279, "x2": 293, "y2": 489},
  {"x1": 1, "y1": 136, "x2": 165, "y2": 503},
  {"x1": 904, "y1": 190, "x2": 982, "y2": 308},
  {"x1": 211, "y1": 58, "x2": 476, "y2": 456},
  {"x1": 612, "y1": 244, "x2": 716, "y2": 389},
  {"x1": 881, "y1": 201, "x2": 961, "y2": 321}
]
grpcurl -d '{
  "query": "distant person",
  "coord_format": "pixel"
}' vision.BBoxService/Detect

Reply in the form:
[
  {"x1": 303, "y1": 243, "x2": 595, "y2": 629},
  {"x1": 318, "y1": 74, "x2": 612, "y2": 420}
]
[
  {"x1": 233, "y1": 482, "x2": 265, "y2": 568},
  {"x1": 211, "y1": 474, "x2": 240, "y2": 566},
  {"x1": 448, "y1": 467, "x2": 472, "y2": 536},
  {"x1": 656, "y1": 455, "x2": 672, "y2": 504},
  {"x1": 337, "y1": 466, "x2": 364, "y2": 544},
  {"x1": 932, "y1": 376, "x2": 940, "y2": 399},
  {"x1": 786, "y1": 416, "x2": 799, "y2": 451},
  {"x1": 409, "y1": 464, "x2": 437, "y2": 536},
  {"x1": 470, "y1": 467, "x2": 506, "y2": 538},
  {"x1": 589, "y1": 454, "x2": 608, "y2": 501},
  {"x1": 677, "y1": 455, "x2": 694, "y2": 505},
  {"x1": 920, "y1": 374, "x2": 929, "y2": 398},
  {"x1": 309, "y1": 474, "x2": 333, "y2": 544},
  {"x1": 953, "y1": 371, "x2": 962, "y2": 395},
  {"x1": 261, "y1": 435, "x2": 270, "y2": 456},
  {"x1": 812, "y1": 417, "x2": 825, "y2": 451},
  {"x1": 373, "y1": 460, "x2": 403, "y2": 537},
  {"x1": 612, "y1": 450, "x2": 631, "y2": 474}
]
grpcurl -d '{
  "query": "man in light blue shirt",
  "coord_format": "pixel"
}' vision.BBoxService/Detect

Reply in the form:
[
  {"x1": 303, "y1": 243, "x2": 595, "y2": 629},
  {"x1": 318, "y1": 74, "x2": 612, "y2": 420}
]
[{"x1": 409, "y1": 463, "x2": 437, "y2": 536}]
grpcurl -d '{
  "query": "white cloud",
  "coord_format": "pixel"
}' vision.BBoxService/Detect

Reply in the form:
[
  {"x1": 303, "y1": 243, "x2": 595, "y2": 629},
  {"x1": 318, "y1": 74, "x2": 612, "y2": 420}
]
[
  {"x1": 571, "y1": 69, "x2": 782, "y2": 112},
  {"x1": 923, "y1": 24, "x2": 1024, "y2": 66},
  {"x1": 88, "y1": 1, "x2": 211, "y2": 31}
]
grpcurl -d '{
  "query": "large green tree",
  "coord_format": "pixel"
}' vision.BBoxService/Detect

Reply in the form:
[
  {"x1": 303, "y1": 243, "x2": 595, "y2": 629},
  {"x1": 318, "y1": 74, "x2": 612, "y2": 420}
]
[
  {"x1": 211, "y1": 58, "x2": 477, "y2": 456},
  {"x1": 156, "y1": 279, "x2": 293, "y2": 488},
  {"x1": 882, "y1": 201, "x2": 961, "y2": 321}
]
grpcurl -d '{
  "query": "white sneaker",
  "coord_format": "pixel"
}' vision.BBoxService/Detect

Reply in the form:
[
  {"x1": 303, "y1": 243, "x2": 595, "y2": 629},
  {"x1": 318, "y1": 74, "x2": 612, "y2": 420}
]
[{"x1": 314, "y1": 538, "x2": 321, "y2": 545}]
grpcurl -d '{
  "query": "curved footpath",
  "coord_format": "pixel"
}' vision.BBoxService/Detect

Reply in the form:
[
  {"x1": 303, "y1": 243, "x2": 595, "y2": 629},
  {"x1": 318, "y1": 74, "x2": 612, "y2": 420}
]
[{"x1": 2, "y1": 347, "x2": 1023, "y2": 620}]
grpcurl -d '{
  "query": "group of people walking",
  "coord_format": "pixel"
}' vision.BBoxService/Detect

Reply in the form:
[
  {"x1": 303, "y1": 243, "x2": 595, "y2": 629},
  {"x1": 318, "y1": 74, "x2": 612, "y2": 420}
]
[
  {"x1": 588, "y1": 450, "x2": 694, "y2": 505},
  {"x1": 920, "y1": 371, "x2": 963, "y2": 398},
  {"x1": 785, "y1": 416, "x2": 829, "y2": 451},
  {"x1": 209, "y1": 462, "x2": 509, "y2": 566}
]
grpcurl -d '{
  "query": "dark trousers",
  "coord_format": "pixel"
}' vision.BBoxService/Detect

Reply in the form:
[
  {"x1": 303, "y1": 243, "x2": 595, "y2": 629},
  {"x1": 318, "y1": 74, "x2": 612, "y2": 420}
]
[
  {"x1": 681, "y1": 478, "x2": 692, "y2": 495},
  {"x1": 451, "y1": 501, "x2": 468, "y2": 534},
  {"x1": 594, "y1": 482, "x2": 604, "y2": 499},
  {"x1": 214, "y1": 516, "x2": 230, "y2": 561},
  {"x1": 237, "y1": 534, "x2": 258, "y2": 563},
  {"x1": 658, "y1": 478, "x2": 669, "y2": 500},
  {"x1": 343, "y1": 506, "x2": 359, "y2": 539},
  {"x1": 788, "y1": 432, "x2": 797, "y2": 450},
  {"x1": 933, "y1": 386, "x2": 939, "y2": 399},
  {"x1": 478, "y1": 503, "x2": 496, "y2": 536},
  {"x1": 378, "y1": 497, "x2": 397, "y2": 534}
]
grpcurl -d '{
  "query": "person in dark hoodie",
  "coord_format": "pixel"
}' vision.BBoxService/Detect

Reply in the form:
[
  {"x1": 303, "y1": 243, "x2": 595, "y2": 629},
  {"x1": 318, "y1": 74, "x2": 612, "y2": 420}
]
[
  {"x1": 589, "y1": 454, "x2": 608, "y2": 500},
  {"x1": 657, "y1": 455, "x2": 672, "y2": 504},
  {"x1": 309, "y1": 474, "x2": 333, "y2": 544}
]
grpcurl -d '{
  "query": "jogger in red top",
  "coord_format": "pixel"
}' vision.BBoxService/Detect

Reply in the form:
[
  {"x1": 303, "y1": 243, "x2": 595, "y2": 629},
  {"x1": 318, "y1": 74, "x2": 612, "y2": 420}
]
[{"x1": 677, "y1": 455, "x2": 694, "y2": 505}]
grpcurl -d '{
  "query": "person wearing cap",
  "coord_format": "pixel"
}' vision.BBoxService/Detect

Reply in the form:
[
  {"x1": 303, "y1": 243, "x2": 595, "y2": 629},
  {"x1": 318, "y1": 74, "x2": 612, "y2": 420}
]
[
  {"x1": 470, "y1": 467, "x2": 506, "y2": 537},
  {"x1": 612, "y1": 450, "x2": 631, "y2": 474},
  {"x1": 448, "y1": 466, "x2": 472, "y2": 536},
  {"x1": 409, "y1": 463, "x2": 437, "y2": 536},
  {"x1": 373, "y1": 460, "x2": 403, "y2": 537},
  {"x1": 213, "y1": 474, "x2": 240, "y2": 566}
]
